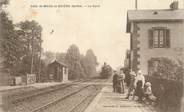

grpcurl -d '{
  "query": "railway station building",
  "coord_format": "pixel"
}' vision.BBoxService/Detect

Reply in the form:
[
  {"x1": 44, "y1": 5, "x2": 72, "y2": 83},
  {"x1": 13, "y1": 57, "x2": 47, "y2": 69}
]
[{"x1": 126, "y1": 2, "x2": 184, "y2": 75}]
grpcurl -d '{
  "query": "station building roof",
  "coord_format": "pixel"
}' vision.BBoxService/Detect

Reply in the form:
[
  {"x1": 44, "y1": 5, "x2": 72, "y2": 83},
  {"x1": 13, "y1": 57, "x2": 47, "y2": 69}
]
[
  {"x1": 126, "y1": 9, "x2": 184, "y2": 33},
  {"x1": 48, "y1": 60, "x2": 68, "y2": 67}
]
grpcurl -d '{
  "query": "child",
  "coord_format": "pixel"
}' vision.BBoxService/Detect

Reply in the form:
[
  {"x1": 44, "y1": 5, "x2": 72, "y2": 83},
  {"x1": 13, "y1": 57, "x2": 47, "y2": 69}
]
[{"x1": 144, "y1": 82, "x2": 157, "y2": 104}]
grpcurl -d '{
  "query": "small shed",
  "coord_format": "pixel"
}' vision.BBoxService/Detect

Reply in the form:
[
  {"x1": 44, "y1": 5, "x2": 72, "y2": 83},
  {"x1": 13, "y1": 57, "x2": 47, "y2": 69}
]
[{"x1": 47, "y1": 60, "x2": 68, "y2": 82}]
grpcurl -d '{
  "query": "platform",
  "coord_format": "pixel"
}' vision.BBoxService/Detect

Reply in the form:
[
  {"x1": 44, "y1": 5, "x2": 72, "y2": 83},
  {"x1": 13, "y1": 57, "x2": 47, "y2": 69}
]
[
  {"x1": 0, "y1": 81, "x2": 71, "y2": 106},
  {"x1": 0, "y1": 81, "x2": 70, "y2": 92},
  {"x1": 84, "y1": 84, "x2": 158, "y2": 112}
]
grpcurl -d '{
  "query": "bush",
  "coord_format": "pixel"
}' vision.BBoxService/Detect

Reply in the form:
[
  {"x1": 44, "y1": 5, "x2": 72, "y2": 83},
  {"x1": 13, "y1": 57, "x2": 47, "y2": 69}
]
[
  {"x1": 149, "y1": 58, "x2": 183, "y2": 81},
  {"x1": 147, "y1": 58, "x2": 184, "y2": 112},
  {"x1": 145, "y1": 76, "x2": 183, "y2": 112}
]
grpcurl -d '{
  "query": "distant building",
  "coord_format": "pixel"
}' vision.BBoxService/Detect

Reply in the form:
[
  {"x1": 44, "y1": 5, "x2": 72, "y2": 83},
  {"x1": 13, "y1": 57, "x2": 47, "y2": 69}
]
[
  {"x1": 47, "y1": 60, "x2": 68, "y2": 82},
  {"x1": 126, "y1": 2, "x2": 184, "y2": 75}
]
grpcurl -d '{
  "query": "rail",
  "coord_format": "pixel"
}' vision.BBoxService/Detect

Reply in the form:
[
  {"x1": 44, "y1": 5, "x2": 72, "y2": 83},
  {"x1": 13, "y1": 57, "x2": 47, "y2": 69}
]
[{"x1": 32, "y1": 85, "x2": 91, "y2": 112}]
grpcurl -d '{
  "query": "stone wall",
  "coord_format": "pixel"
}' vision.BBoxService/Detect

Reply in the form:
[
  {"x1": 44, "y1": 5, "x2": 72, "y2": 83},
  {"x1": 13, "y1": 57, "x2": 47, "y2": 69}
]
[{"x1": 130, "y1": 23, "x2": 140, "y2": 72}]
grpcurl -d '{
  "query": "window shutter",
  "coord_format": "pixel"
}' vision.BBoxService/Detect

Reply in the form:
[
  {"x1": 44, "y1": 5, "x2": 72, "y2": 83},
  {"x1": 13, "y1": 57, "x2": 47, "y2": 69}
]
[
  {"x1": 166, "y1": 29, "x2": 170, "y2": 48},
  {"x1": 148, "y1": 29, "x2": 153, "y2": 48}
]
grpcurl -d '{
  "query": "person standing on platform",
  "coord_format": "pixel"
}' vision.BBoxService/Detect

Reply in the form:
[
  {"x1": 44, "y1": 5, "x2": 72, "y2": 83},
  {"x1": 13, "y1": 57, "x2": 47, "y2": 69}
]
[
  {"x1": 134, "y1": 70, "x2": 145, "y2": 102},
  {"x1": 112, "y1": 71, "x2": 118, "y2": 92},
  {"x1": 124, "y1": 68, "x2": 131, "y2": 87},
  {"x1": 119, "y1": 69, "x2": 125, "y2": 94},
  {"x1": 125, "y1": 71, "x2": 136, "y2": 99}
]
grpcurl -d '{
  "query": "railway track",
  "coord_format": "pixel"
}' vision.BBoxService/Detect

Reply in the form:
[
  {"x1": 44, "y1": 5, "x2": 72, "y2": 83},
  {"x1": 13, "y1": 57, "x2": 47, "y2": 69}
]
[
  {"x1": 3, "y1": 83, "x2": 74, "y2": 105},
  {"x1": 32, "y1": 85, "x2": 91, "y2": 112},
  {"x1": 2, "y1": 79, "x2": 104, "y2": 112},
  {"x1": 34, "y1": 85, "x2": 102, "y2": 112},
  {"x1": 68, "y1": 87, "x2": 100, "y2": 112},
  {"x1": 11, "y1": 84, "x2": 73, "y2": 103},
  {"x1": 3, "y1": 79, "x2": 93, "y2": 105}
]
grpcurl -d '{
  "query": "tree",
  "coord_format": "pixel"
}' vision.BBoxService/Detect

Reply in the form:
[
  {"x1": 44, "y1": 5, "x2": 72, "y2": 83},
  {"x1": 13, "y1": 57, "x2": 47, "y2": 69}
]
[
  {"x1": 0, "y1": 0, "x2": 8, "y2": 7},
  {"x1": 65, "y1": 44, "x2": 85, "y2": 80},
  {"x1": 17, "y1": 20, "x2": 42, "y2": 75},
  {"x1": 0, "y1": 11, "x2": 25, "y2": 76},
  {"x1": 42, "y1": 51, "x2": 55, "y2": 65},
  {"x1": 81, "y1": 49, "x2": 98, "y2": 77},
  {"x1": 0, "y1": 12, "x2": 43, "y2": 76}
]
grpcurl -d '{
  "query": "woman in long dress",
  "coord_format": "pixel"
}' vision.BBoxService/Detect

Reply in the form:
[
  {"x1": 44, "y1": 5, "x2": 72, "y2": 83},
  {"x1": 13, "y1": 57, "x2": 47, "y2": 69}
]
[
  {"x1": 134, "y1": 70, "x2": 145, "y2": 102},
  {"x1": 119, "y1": 69, "x2": 125, "y2": 94}
]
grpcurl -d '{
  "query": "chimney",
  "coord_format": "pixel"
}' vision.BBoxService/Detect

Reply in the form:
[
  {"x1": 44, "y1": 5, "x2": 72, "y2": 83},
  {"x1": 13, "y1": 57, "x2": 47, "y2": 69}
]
[{"x1": 170, "y1": 1, "x2": 179, "y2": 10}]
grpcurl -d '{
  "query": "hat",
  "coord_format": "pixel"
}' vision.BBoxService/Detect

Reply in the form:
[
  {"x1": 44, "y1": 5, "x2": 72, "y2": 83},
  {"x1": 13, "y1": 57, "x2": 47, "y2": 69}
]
[
  {"x1": 137, "y1": 70, "x2": 142, "y2": 75},
  {"x1": 145, "y1": 82, "x2": 151, "y2": 86},
  {"x1": 130, "y1": 71, "x2": 136, "y2": 76}
]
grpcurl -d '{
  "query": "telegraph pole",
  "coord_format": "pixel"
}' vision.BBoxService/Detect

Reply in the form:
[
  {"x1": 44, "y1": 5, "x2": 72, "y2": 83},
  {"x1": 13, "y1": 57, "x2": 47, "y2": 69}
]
[
  {"x1": 30, "y1": 29, "x2": 34, "y2": 74},
  {"x1": 38, "y1": 38, "x2": 42, "y2": 82}
]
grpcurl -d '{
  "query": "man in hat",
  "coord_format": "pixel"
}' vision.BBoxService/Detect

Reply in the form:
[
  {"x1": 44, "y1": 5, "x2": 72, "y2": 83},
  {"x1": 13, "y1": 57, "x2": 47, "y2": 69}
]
[{"x1": 125, "y1": 70, "x2": 136, "y2": 99}]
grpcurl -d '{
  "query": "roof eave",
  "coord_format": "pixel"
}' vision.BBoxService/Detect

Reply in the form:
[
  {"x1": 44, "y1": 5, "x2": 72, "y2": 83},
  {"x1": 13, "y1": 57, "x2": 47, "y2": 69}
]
[
  {"x1": 128, "y1": 19, "x2": 184, "y2": 22},
  {"x1": 49, "y1": 60, "x2": 68, "y2": 67}
]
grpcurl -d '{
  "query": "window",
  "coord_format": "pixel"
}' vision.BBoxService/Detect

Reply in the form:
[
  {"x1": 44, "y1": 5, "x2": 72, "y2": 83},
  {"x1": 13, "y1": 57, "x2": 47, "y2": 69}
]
[
  {"x1": 148, "y1": 27, "x2": 170, "y2": 48},
  {"x1": 153, "y1": 29, "x2": 165, "y2": 48}
]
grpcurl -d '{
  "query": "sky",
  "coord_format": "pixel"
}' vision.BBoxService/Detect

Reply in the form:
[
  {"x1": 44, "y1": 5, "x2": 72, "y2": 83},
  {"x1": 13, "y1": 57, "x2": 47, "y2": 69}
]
[{"x1": 5, "y1": 0, "x2": 184, "y2": 69}]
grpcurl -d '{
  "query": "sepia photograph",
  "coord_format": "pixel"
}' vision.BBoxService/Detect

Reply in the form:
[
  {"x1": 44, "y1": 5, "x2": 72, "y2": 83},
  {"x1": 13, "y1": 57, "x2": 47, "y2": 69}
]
[{"x1": 0, "y1": 0, "x2": 184, "y2": 112}]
